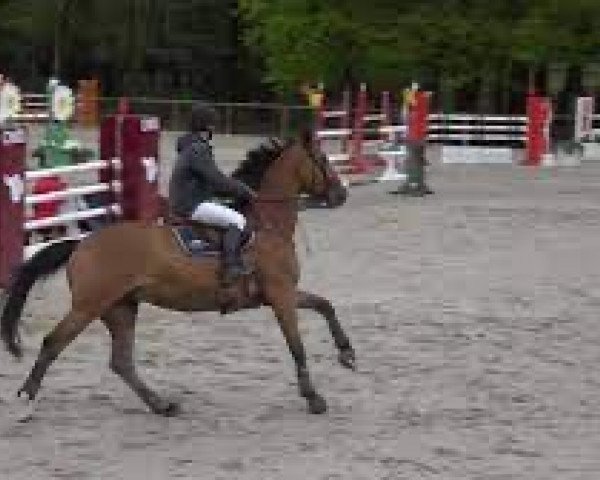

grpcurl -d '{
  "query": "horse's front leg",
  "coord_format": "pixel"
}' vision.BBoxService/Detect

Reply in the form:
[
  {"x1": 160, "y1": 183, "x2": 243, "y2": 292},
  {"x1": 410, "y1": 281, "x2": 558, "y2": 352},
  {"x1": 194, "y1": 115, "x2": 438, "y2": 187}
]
[
  {"x1": 266, "y1": 288, "x2": 327, "y2": 414},
  {"x1": 296, "y1": 290, "x2": 356, "y2": 370}
]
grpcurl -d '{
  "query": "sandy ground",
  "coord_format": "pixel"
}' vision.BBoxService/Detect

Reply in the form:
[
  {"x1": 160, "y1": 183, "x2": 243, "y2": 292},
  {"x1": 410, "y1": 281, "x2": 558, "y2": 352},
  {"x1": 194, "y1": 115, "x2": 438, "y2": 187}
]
[{"x1": 2, "y1": 135, "x2": 600, "y2": 479}]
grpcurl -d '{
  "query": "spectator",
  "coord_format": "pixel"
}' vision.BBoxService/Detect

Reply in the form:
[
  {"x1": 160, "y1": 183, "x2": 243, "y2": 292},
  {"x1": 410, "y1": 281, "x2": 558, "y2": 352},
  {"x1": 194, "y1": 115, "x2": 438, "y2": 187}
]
[{"x1": 31, "y1": 172, "x2": 67, "y2": 242}]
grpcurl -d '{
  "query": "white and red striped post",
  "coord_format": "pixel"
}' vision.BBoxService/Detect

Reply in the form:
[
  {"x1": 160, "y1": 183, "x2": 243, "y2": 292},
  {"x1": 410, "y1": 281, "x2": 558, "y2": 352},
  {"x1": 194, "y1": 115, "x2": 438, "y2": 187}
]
[
  {"x1": 100, "y1": 114, "x2": 161, "y2": 222},
  {"x1": 0, "y1": 126, "x2": 27, "y2": 288},
  {"x1": 340, "y1": 88, "x2": 351, "y2": 154},
  {"x1": 349, "y1": 86, "x2": 397, "y2": 173},
  {"x1": 314, "y1": 86, "x2": 351, "y2": 147},
  {"x1": 348, "y1": 83, "x2": 371, "y2": 174},
  {"x1": 313, "y1": 83, "x2": 326, "y2": 137},
  {"x1": 380, "y1": 90, "x2": 392, "y2": 142}
]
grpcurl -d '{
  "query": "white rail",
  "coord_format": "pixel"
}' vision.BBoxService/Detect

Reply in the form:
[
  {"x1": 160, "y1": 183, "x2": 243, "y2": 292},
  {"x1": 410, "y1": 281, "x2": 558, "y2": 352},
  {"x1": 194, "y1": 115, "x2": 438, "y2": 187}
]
[
  {"x1": 25, "y1": 158, "x2": 121, "y2": 180},
  {"x1": 428, "y1": 124, "x2": 527, "y2": 132},
  {"x1": 14, "y1": 113, "x2": 50, "y2": 122},
  {"x1": 362, "y1": 139, "x2": 384, "y2": 147},
  {"x1": 327, "y1": 153, "x2": 350, "y2": 163},
  {"x1": 322, "y1": 110, "x2": 348, "y2": 118},
  {"x1": 363, "y1": 114, "x2": 387, "y2": 122},
  {"x1": 428, "y1": 133, "x2": 527, "y2": 142},
  {"x1": 315, "y1": 128, "x2": 352, "y2": 138},
  {"x1": 427, "y1": 113, "x2": 529, "y2": 144},
  {"x1": 429, "y1": 114, "x2": 528, "y2": 122},
  {"x1": 26, "y1": 181, "x2": 121, "y2": 205},
  {"x1": 317, "y1": 125, "x2": 407, "y2": 139},
  {"x1": 379, "y1": 125, "x2": 407, "y2": 134},
  {"x1": 25, "y1": 204, "x2": 121, "y2": 231}
]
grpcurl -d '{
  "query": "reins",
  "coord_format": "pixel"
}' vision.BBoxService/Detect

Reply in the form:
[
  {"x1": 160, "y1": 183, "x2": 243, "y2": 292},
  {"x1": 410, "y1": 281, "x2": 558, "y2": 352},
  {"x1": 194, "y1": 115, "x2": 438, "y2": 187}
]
[{"x1": 251, "y1": 194, "x2": 300, "y2": 205}]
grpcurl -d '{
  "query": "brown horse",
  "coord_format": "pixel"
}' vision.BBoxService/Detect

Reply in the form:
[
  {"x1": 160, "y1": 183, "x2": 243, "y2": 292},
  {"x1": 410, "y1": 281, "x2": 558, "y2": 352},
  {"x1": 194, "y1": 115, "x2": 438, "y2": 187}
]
[{"x1": 1, "y1": 132, "x2": 355, "y2": 419}]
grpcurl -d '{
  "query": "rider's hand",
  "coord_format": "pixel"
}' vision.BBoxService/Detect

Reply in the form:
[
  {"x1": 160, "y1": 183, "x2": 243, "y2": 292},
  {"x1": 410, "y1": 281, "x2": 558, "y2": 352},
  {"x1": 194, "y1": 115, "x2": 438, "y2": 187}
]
[{"x1": 246, "y1": 188, "x2": 258, "y2": 202}]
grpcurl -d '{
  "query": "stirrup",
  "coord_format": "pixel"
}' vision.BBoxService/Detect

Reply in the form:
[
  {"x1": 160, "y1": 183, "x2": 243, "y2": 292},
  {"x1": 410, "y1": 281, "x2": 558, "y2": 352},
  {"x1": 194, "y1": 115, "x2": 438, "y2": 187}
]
[{"x1": 222, "y1": 263, "x2": 252, "y2": 284}]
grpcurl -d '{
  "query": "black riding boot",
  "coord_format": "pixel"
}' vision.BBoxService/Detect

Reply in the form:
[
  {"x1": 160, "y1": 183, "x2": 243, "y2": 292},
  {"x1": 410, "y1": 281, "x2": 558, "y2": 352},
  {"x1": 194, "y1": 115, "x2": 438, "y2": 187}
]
[{"x1": 222, "y1": 225, "x2": 252, "y2": 284}]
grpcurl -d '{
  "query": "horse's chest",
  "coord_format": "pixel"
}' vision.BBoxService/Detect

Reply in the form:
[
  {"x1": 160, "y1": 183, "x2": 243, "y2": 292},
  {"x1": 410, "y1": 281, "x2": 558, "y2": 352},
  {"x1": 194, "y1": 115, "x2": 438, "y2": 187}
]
[{"x1": 256, "y1": 249, "x2": 299, "y2": 284}]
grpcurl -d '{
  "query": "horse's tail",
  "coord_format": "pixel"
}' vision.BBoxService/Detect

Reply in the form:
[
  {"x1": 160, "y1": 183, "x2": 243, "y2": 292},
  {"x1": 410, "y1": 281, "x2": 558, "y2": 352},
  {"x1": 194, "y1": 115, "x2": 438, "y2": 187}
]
[{"x1": 1, "y1": 239, "x2": 80, "y2": 358}]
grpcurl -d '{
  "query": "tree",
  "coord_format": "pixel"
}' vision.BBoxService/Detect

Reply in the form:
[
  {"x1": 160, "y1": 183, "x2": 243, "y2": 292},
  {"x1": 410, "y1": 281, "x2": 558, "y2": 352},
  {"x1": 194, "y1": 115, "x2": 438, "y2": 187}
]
[{"x1": 239, "y1": 0, "x2": 600, "y2": 108}]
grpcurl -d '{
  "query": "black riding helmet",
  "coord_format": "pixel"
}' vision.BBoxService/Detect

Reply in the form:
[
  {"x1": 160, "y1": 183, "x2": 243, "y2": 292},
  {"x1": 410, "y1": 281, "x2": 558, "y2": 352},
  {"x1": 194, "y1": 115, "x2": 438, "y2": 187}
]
[{"x1": 190, "y1": 101, "x2": 218, "y2": 133}]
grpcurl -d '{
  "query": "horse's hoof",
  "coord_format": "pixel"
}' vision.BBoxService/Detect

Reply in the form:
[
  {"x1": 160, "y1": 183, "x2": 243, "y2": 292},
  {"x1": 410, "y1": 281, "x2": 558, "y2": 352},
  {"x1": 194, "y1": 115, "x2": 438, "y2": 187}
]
[
  {"x1": 152, "y1": 401, "x2": 180, "y2": 417},
  {"x1": 163, "y1": 402, "x2": 180, "y2": 417},
  {"x1": 307, "y1": 394, "x2": 327, "y2": 415},
  {"x1": 15, "y1": 390, "x2": 36, "y2": 423},
  {"x1": 338, "y1": 347, "x2": 357, "y2": 371}
]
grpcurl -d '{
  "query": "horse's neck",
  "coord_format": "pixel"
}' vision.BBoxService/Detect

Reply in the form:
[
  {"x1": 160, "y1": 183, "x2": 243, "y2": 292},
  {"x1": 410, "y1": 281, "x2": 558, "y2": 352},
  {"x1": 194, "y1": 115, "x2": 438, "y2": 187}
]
[
  {"x1": 251, "y1": 202, "x2": 298, "y2": 241},
  {"x1": 252, "y1": 149, "x2": 301, "y2": 239},
  {"x1": 253, "y1": 182, "x2": 299, "y2": 240},
  {"x1": 259, "y1": 152, "x2": 299, "y2": 198}
]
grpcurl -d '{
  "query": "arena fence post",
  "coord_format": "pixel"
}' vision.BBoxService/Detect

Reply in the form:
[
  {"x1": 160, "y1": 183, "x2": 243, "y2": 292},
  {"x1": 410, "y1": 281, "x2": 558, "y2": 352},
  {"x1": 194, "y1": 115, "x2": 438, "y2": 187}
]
[{"x1": 0, "y1": 125, "x2": 27, "y2": 288}]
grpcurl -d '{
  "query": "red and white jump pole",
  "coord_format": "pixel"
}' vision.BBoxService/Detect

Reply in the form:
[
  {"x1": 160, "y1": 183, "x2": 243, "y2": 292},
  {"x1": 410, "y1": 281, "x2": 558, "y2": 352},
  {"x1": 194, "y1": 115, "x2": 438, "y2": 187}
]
[
  {"x1": 0, "y1": 114, "x2": 161, "y2": 288},
  {"x1": 416, "y1": 90, "x2": 551, "y2": 166},
  {"x1": 348, "y1": 84, "x2": 405, "y2": 176},
  {"x1": 348, "y1": 83, "x2": 373, "y2": 175},
  {"x1": 313, "y1": 86, "x2": 352, "y2": 166}
]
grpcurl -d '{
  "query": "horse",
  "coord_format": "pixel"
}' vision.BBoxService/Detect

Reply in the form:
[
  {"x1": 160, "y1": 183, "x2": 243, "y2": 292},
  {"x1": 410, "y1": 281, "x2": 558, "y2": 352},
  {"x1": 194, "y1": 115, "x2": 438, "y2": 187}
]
[{"x1": 0, "y1": 131, "x2": 355, "y2": 419}]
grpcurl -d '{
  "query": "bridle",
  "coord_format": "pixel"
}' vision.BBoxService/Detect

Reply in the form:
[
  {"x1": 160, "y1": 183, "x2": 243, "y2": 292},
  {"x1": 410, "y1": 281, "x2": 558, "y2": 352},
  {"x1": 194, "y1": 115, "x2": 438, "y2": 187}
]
[
  {"x1": 249, "y1": 138, "x2": 337, "y2": 206},
  {"x1": 307, "y1": 149, "x2": 337, "y2": 198}
]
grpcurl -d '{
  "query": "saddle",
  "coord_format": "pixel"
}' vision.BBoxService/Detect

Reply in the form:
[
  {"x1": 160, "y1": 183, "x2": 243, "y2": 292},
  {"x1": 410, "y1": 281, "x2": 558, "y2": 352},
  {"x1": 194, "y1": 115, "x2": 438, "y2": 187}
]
[
  {"x1": 166, "y1": 213, "x2": 260, "y2": 315},
  {"x1": 167, "y1": 214, "x2": 253, "y2": 258}
]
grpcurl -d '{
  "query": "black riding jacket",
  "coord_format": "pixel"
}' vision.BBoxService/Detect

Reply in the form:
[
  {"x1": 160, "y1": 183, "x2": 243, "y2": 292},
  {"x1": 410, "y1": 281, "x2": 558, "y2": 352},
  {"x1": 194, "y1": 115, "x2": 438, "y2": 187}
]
[{"x1": 168, "y1": 132, "x2": 253, "y2": 217}]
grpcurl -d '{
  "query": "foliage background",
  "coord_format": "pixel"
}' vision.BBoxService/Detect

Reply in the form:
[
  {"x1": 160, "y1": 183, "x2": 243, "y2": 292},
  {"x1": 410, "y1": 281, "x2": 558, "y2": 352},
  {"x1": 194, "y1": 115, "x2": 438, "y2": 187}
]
[{"x1": 1, "y1": 0, "x2": 599, "y2": 111}]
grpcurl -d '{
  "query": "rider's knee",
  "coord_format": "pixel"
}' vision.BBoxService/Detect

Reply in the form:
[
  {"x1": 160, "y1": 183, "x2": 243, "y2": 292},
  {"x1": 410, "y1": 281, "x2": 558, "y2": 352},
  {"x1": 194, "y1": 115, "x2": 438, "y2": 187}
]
[{"x1": 230, "y1": 212, "x2": 246, "y2": 231}]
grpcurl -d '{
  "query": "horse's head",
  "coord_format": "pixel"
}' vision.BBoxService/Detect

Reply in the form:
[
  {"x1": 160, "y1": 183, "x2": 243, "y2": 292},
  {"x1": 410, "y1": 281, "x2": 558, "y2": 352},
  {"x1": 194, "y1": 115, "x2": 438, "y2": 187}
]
[
  {"x1": 233, "y1": 132, "x2": 347, "y2": 209},
  {"x1": 293, "y1": 130, "x2": 348, "y2": 208}
]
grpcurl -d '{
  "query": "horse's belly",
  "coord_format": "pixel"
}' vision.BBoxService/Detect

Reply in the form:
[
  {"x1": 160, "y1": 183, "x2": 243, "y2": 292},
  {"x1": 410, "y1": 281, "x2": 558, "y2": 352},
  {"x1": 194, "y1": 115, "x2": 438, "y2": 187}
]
[
  {"x1": 140, "y1": 284, "x2": 219, "y2": 312},
  {"x1": 139, "y1": 260, "x2": 222, "y2": 312}
]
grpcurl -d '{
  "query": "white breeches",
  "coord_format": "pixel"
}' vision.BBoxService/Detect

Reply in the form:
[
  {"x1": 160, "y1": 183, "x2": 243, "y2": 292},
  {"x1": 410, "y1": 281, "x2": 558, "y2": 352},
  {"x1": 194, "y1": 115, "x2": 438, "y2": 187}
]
[{"x1": 190, "y1": 201, "x2": 246, "y2": 230}]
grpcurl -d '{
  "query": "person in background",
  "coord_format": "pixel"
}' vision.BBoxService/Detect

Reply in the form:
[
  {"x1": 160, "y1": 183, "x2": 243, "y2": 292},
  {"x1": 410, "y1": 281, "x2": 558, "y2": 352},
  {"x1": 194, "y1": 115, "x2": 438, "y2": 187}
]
[{"x1": 31, "y1": 166, "x2": 67, "y2": 242}]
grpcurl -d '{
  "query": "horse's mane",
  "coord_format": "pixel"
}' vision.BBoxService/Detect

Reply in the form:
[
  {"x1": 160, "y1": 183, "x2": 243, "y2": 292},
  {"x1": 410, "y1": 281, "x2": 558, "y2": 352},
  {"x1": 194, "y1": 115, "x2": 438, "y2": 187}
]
[{"x1": 232, "y1": 138, "x2": 291, "y2": 189}]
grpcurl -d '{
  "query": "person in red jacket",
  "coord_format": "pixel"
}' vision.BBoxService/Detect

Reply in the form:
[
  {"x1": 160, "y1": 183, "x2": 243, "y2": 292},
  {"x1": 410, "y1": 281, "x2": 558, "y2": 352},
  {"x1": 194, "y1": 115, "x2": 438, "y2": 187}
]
[{"x1": 31, "y1": 174, "x2": 67, "y2": 241}]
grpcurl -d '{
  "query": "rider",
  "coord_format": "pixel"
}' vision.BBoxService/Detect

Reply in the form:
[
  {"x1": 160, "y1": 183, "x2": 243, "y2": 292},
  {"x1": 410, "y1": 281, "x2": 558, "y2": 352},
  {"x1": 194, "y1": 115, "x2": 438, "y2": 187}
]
[{"x1": 168, "y1": 102, "x2": 256, "y2": 284}]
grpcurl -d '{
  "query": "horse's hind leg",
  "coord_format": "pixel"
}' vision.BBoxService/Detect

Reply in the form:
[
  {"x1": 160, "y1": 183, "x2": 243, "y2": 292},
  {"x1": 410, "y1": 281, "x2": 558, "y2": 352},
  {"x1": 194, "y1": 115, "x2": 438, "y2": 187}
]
[
  {"x1": 101, "y1": 301, "x2": 179, "y2": 416},
  {"x1": 18, "y1": 309, "x2": 94, "y2": 402},
  {"x1": 296, "y1": 290, "x2": 356, "y2": 370}
]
